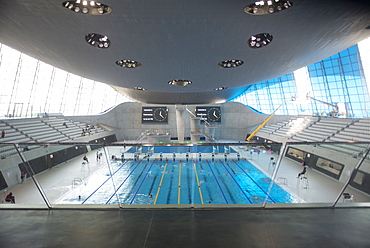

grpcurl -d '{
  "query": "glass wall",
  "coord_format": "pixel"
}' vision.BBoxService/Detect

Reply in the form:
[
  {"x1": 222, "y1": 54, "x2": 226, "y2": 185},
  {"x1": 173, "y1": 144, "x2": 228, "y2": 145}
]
[
  {"x1": 231, "y1": 38, "x2": 370, "y2": 118},
  {"x1": 1, "y1": 143, "x2": 369, "y2": 208},
  {"x1": 0, "y1": 43, "x2": 132, "y2": 118}
]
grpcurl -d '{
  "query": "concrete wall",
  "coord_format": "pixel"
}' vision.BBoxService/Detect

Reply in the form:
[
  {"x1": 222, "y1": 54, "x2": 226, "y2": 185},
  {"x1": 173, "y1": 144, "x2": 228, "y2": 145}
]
[{"x1": 66, "y1": 102, "x2": 295, "y2": 141}]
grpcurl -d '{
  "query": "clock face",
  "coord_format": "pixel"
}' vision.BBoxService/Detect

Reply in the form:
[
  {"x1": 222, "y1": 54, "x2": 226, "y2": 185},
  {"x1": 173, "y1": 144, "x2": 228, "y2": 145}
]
[
  {"x1": 153, "y1": 107, "x2": 168, "y2": 122},
  {"x1": 207, "y1": 107, "x2": 221, "y2": 122}
]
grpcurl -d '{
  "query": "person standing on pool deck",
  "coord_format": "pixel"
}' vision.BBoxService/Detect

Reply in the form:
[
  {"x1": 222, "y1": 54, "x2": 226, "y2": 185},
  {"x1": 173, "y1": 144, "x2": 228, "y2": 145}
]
[
  {"x1": 21, "y1": 171, "x2": 26, "y2": 183},
  {"x1": 83, "y1": 155, "x2": 89, "y2": 163},
  {"x1": 96, "y1": 151, "x2": 101, "y2": 161}
]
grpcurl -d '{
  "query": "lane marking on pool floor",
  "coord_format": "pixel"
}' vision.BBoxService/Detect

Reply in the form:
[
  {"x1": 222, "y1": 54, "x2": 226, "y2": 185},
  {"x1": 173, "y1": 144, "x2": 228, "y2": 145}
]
[
  {"x1": 193, "y1": 161, "x2": 204, "y2": 204},
  {"x1": 178, "y1": 162, "x2": 182, "y2": 204},
  {"x1": 154, "y1": 162, "x2": 168, "y2": 204}
]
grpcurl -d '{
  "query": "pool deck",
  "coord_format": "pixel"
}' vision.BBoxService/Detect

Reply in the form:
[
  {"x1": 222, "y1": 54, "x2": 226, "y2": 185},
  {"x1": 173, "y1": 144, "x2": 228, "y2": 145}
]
[
  {"x1": 2, "y1": 144, "x2": 370, "y2": 205},
  {"x1": 1, "y1": 143, "x2": 370, "y2": 247}
]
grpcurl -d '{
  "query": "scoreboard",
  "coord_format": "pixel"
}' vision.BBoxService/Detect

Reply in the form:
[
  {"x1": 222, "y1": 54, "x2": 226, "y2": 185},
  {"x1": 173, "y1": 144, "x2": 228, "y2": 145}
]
[
  {"x1": 142, "y1": 107, "x2": 168, "y2": 123},
  {"x1": 196, "y1": 106, "x2": 221, "y2": 122}
]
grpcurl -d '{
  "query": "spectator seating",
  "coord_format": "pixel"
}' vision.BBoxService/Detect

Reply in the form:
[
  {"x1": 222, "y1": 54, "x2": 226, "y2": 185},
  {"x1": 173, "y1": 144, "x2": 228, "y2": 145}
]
[{"x1": 0, "y1": 117, "x2": 108, "y2": 159}]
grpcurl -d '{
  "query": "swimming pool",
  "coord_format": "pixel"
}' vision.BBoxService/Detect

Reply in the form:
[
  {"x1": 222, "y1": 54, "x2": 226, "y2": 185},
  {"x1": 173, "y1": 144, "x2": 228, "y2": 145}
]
[
  {"x1": 126, "y1": 145, "x2": 237, "y2": 154},
  {"x1": 58, "y1": 157, "x2": 298, "y2": 205}
]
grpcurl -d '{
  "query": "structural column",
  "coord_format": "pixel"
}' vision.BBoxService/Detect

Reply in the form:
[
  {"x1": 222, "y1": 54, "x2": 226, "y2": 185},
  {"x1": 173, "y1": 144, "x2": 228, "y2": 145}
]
[
  {"x1": 175, "y1": 105, "x2": 186, "y2": 142},
  {"x1": 190, "y1": 117, "x2": 202, "y2": 141}
]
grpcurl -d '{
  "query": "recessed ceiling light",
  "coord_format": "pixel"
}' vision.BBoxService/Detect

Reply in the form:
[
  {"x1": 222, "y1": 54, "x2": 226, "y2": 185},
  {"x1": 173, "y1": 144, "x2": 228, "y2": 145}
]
[
  {"x1": 134, "y1": 87, "x2": 146, "y2": 90},
  {"x1": 85, "y1": 33, "x2": 111, "y2": 49},
  {"x1": 248, "y1": 33, "x2": 273, "y2": 49},
  {"x1": 214, "y1": 87, "x2": 228, "y2": 91},
  {"x1": 218, "y1": 60, "x2": 244, "y2": 68},
  {"x1": 244, "y1": 0, "x2": 293, "y2": 15},
  {"x1": 116, "y1": 60, "x2": 142, "y2": 68},
  {"x1": 62, "y1": 1, "x2": 112, "y2": 15},
  {"x1": 168, "y1": 80, "x2": 192, "y2": 86}
]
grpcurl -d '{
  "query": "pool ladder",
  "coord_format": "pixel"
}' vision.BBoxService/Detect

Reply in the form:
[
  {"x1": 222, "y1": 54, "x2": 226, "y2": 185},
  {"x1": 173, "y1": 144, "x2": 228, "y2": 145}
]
[
  {"x1": 72, "y1": 178, "x2": 83, "y2": 189},
  {"x1": 296, "y1": 177, "x2": 309, "y2": 189}
]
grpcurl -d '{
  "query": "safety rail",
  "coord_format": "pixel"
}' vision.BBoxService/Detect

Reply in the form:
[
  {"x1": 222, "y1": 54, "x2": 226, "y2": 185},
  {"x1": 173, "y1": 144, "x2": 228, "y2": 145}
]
[
  {"x1": 185, "y1": 106, "x2": 215, "y2": 142},
  {"x1": 72, "y1": 178, "x2": 83, "y2": 189}
]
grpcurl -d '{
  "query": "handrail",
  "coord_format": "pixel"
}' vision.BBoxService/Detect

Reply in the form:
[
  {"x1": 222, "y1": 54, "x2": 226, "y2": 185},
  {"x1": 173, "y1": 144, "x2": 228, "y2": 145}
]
[
  {"x1": 185, "y1": 106, "x2": 212, "y2": 126},
  {"x1": 185, "y1": 106, "x2": 215, "y2": 141},
  {"x1": 246, "y1": 99, "x2": 294, "y2": 141},
  {"x1": 137, "y1": 129, "x2": 151, "y2": 140}
]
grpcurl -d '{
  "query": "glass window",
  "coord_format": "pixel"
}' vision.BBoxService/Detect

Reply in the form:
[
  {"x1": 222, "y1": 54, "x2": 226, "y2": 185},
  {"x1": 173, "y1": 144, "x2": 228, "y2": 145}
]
[
  {"x1": 316, "y1": 157, "x2": 343, "y2": 176},
  {"x1": 232, "y1": 44, "x2": 370, "y2": 118},
  {"x1": 0, "y1": 43, "x2": 132, "y2": 117}
]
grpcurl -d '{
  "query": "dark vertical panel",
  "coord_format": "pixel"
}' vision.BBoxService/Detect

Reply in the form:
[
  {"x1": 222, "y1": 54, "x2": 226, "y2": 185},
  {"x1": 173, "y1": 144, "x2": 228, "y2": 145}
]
[{"x1": 0, "y1": 171, "x2": 8, "y2": 191}]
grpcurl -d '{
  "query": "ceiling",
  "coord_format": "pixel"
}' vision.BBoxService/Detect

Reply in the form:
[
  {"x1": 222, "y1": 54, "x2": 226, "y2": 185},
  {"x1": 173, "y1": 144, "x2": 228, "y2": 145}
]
[{"x1": 1, "y1": 0, "x2": 370, "y2": 104}]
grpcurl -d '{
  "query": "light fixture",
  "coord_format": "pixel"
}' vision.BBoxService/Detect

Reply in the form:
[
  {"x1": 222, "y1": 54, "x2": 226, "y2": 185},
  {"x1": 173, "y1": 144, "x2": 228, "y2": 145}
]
[
  {"x1": 244, "y1": 0, "x2": 293, "y2": 15},
  {"x1": 218, "y1": 60, "x2": 244, "y2": 68},
  {"x1": 85, "y1": 33, "x2": 111, "y2": 49},
  {"x1": 214, "y1": 87, "x2": 228, "y2": 91},
  {"x1": 248, "y1": 33, "x2": 273, "y2": 49},
  {"x1": 116, "y1": 60, "x2": 142, "y2": 68},
  {"x1": 62, "y1": 1, "x2": 112, "y2": 15},
  {"x1": 134, "y1": 87, "x2": 146, "y2": 90},
  {"x1": 168, "y1": 80, "x2": 192, "y2": 86}
]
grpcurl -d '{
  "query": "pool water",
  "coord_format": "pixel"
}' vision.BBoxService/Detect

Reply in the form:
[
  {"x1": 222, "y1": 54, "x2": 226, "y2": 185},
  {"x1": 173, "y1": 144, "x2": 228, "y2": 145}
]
[
  {"x1": 126, "y1": 146, "x2": 236, "y2": 154},
  {"x1": 59, "y1": 157, "x2": 298, "y2": 205}
]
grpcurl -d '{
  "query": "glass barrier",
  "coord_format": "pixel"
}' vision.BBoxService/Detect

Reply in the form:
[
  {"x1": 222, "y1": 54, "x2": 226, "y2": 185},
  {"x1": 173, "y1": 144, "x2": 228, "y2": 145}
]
[{"x1": 1, "y1": 142, "x2": 369, "y2": 208}]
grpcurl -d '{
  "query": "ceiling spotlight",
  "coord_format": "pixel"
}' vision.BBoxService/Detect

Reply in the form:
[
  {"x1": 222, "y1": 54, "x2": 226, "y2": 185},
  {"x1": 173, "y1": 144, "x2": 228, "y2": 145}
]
[
  {"x1": 218, "y1": 60, "x2": 244, "y2": 68},
  {"x1": 168, "y1": 80, "x2": 192, "y2": 86},
  {"x1": 134, "y1": 87, "x2": 146, "y2": 90},
  {"x1": 85, "y1": 33, "x2": 111, "y2": 49},
  {"x1": 62, "y1": 0, "x2": 112, "y2": 15},
  {"x1": 248, "y1": 33, "x2": 273, "y2": 49},
  {"x1": 244, "y1": 0, "x2": 293, "y2": 15},
  {"x1": 116, "y1": 60, "x2": 142, "y2": 68},
  {"x1": 214, "y1": 87, "x2": 228, "y2": 91}
]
